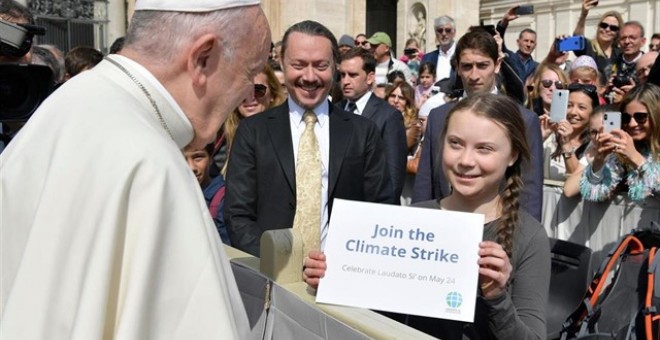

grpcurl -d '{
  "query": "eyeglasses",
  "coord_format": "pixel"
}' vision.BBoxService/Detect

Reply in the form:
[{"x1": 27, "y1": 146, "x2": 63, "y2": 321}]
[
  {"x1": 254, "y1": 84, "x2": 267, "y2": 98},
  {"x1": 598, "y1": 22, "x2": 620, "y2": 32},
  {"x1": 436, "y1": 28, "x2": 453, "y2": 34},
  {"x1": 540, "y1": 80, "x2": 564, "y2": 89},
  {"x1": 622, "y1": 112, "x2": 649, "y2": 125},
  {"x1": 355, "y1": 40, "x2": 369, "y2": 46}
]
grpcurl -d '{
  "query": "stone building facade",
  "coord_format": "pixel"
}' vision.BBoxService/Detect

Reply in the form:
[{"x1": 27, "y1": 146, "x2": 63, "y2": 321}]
[{"x1": 15, "y1": 0, "x2": 660, "y2": 61}]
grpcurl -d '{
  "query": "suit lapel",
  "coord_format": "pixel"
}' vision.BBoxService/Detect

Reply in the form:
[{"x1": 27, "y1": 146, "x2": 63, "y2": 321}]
[
  {"x1": 329, "y1": 104, "x2": 352, "y2": 196},
  {"x1": 266, "y1": 103, "x2": 295, "y2": 194},
  {"x1": 361, "y1": 94, "x2": 379, "y2": 120}
]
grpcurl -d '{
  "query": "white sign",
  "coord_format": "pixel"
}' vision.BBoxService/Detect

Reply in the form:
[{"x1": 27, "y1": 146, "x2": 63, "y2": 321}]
[{"x1": 316, "y1": 199, "x2": 484, "y2": 322}]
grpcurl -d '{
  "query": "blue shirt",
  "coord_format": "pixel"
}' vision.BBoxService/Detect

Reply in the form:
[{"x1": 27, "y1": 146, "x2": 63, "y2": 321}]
[{"x1": 497, "y1": 21, "x2": 539, "y2": 82}]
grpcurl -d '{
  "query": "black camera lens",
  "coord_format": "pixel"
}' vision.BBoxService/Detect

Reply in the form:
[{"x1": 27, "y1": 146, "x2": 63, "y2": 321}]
[{"x1": 0, "y1": 64, "x2": 53, "y2": 122}]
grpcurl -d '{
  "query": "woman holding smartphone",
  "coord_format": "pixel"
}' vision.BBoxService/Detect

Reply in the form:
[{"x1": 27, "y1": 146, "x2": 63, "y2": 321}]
[
  {"x1": 580, "y1": 83, "x2": 660, "y2": 201},
  {"x1": 572, "y1": 0, "x2": 623, "y2": 81},
  {"x1": 539, "y1": 84, "x2": 599, "y2": 181},
  {"x1": 304, "y1": 94, "x2": 550, "y2": 339}
]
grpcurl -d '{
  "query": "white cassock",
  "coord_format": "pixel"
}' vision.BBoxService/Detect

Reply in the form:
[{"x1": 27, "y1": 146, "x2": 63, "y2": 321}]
[{"x1": 0, "y1": 55, "x2": 249, "y2": 339}]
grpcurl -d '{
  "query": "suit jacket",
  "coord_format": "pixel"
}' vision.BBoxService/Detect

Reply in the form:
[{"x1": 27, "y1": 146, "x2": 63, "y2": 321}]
[
  {"x1": 225, "y1": 101, "x2": 393, "y2": 256},
  {"x1": 411, "y1": 100, "x2": 543, "y2": 221},
  {"x1": 422, "y1": 49, "x2": 459, "y2": 95},
  {"x1": 421, "y1": 49, "x2": 439, "y2": 66},
  {"x1": 339, "y1": 94, "x2": 407, "y2": 200}
]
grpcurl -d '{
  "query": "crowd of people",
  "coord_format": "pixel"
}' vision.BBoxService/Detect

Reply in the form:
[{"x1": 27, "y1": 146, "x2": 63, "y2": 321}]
[{"x1": 1, "y1": 0, "x2": 659, "y2": 338}]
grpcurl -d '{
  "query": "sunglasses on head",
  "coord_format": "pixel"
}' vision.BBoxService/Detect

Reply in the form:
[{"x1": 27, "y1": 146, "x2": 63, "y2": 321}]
[
  {"x1": 355, "y1": 40, "x2": 369, "y2": 46},
  {"x1": 254, "y1": 84, "x2": 267, "y2": 99},
  {"x1": 436, "y1": 28, "x2": 453, "y2": 34},
  {"x1": 540, "y1": 80, "x2": 564, "y2": 89},
  {"x1": 598, "y1": 22, "x2": 620, "y2": 32},
  {"x1": 622, "y1": 112, "x2": 649, "y2": 125}
]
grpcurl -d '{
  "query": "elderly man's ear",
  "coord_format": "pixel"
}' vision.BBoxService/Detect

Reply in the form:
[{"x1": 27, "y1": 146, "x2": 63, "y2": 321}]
[{"x1": 188, "y1": 33, "x2": 220, "y2": 87}]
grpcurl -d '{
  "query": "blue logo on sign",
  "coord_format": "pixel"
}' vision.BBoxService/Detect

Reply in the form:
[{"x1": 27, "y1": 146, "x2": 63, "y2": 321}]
[{"x1": 446, "y1": 292, "x2": 463, "y2": 308}]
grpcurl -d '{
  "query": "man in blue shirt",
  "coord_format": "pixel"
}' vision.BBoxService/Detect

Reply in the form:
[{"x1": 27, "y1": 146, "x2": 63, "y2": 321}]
[{"x1": 496, "y1": 6, "x2": 539, "y2": 83}]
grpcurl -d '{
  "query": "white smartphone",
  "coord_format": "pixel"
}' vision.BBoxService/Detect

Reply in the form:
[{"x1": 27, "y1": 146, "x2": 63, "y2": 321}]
[
  {"x1": 549, "y1": 90, "x2": 569, "y2": 123},
  {"x1": 603, "y1": 111, "x2": 621, "y2": 133}
]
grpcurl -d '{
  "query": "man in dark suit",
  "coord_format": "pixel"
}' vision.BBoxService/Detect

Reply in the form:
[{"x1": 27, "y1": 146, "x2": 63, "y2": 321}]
[
  {"x1": 225, "y1": 21, "x2": 393, "y2": 257},
  {"x1": 338, "y1": 47, "x2": 407, "y2": 200},
  {"x1": 412, "y1": 29, "x2": 543, "y2": 221}
]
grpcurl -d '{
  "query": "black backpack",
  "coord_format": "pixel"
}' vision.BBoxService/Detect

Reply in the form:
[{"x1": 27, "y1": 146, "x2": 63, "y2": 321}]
[{"x1": 560, "y1": 228, "x2": 660, "y2": 340}]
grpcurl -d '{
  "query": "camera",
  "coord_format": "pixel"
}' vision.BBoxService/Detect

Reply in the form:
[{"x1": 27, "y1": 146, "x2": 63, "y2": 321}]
[
  {"x1": 612, "y1": 75, "x2": 631, "y2": 88},
  {"x1": 0, "y1": 18, "x2": 52, "y2": 122}
]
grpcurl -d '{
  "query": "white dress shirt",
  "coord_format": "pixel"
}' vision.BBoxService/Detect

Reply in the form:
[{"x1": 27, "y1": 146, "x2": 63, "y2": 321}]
[
  {"x1": 345, "y1": 91, "x2": 373, "y2": 115},
  {"x1": 288, "y1": 98, "x2": 331, "y2": 250},
  {"x1": 435, "y1": 41, "x2": 456, "y2": 81}
]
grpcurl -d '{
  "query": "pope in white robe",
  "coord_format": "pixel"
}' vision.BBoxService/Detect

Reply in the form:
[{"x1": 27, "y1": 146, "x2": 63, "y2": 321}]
[{"x1": 1, "y1": 51, "x2": 255, "y2": 338}]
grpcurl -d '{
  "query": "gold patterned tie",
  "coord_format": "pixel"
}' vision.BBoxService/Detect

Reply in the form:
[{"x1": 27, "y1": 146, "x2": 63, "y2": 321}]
[{"x1": 292, "y1": 110, "x2": 322, "y2": 256}]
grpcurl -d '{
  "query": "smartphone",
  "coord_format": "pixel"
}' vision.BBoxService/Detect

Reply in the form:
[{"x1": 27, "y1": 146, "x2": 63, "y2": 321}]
[
  {"x1": 515, "y1": 5, "x2": 534, "y2": 15},
  {"x1": 481, "y1": 24, "x2": 497, "y2": 36},
  {"x1": 603, "y1": 112, "x2": 621, "y2": 133},
  {"x1": 549, "y1": 90, "x2": 569, "y2": 123},
  {"x1": 555, "y1": 36, "x2": 587, "y2": 52},
  {"x1": 403, "y1": 48, "x2": 417, "y2": 56}
]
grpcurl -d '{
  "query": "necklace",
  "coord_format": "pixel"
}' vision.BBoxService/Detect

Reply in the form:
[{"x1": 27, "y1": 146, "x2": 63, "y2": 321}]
[{"x1": 105, "y1": 56, "x2": 174, "y2": 140}]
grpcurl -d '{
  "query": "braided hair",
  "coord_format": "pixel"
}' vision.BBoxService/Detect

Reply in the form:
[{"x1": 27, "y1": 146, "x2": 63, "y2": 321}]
[{"x1": 441, "y1": 94, "x2": 531, "y2": 257}]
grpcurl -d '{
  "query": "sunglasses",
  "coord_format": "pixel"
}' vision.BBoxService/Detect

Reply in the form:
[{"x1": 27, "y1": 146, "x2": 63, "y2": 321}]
[
  {"x1": 355, "y1": 41, "x2": 369, "y2": 46},
  {"x1": 622, "y1": 112, "x2": 649, "y2": 125},
  {"x1": 568, "y1": 83, "x2": 597, "y2": 93},
  {"x1": 540, "y1": 80, "x2": 564, "y2": 89},
  {"x1": 436, "y1": 28, "x2": 453, "y2": 34},
  {"x1": 254, "y1": 84, "x2": 267, "y2": 99},
  {"x1": 598, "y1": 22, "x2": 620, "y2": 32}
]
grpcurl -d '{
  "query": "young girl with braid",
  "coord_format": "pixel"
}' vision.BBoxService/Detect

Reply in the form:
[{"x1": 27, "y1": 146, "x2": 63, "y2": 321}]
[{"x1": 303, "y1": 93, "x2": 551, "y2": 339}]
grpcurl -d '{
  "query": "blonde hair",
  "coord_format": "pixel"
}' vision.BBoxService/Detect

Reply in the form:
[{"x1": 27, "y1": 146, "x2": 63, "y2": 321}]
[
  {"x1": 620, "y1": 83, "x2": 660, "y2": 162},
  {"x1": 222, "y1": 64, "x2": 286, "y2": 174},
  {"x1": 526, "y1": 63, "x2": 569, "y2": 112}
]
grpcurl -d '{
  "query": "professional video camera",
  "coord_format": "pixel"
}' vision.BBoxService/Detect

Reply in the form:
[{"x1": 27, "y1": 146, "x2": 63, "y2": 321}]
[{"x1": 0, "y1": 18, "x2": 52, "y2": 122}]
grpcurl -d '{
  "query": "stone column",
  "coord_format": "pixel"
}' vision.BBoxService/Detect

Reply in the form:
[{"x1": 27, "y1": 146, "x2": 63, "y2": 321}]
[{"x1": 107, "y1": 0, "x2": 127, "y2": 47}]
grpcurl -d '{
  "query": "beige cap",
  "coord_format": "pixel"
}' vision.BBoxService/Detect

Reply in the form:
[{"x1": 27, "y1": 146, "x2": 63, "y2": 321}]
[{"x1": 135, "y1": 0, "x2": 260, "y2": 12}]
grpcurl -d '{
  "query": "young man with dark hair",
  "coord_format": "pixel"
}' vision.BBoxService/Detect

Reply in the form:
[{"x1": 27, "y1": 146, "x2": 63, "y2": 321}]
[
  {"x1": 412, "y1": 29, "x2": 543, "y2": 222},
  {"x1": 338, "y1": 47, "x2": 407, "y2": 200}
]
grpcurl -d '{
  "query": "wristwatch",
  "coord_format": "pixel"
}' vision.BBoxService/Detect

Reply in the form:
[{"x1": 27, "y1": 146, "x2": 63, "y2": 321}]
[{"x1": 562, "y1": 147, "x2": 576, "y2": 159}]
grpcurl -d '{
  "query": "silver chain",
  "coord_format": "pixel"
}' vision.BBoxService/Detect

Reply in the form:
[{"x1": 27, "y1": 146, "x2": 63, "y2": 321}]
[{"x1": 105, "y1": 57, "x2": 174, "y2": 140}]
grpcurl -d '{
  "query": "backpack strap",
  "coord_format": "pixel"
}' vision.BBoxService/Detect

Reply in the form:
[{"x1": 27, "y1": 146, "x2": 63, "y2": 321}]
[
  {"x1": 588, "y1": 235, "x2": 644, "y2": 307},
  {"x1": 561, "y1": 233, "x2": 645, "y2": 336},
  {"x1": 644, "y1": 247, "x2": 659, "y2": 340},
  {"x1": 209, "y1": 186, "x2": 225, "y2": 219}
]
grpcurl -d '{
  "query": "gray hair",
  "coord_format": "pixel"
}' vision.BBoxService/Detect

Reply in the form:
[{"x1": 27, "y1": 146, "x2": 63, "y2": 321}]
[
  {"x1": 124, "y1": 7, "x2": 249, "y2": 65},
  {"x1": 434, "y1": 15, "x2": 455, "y2": 29}
]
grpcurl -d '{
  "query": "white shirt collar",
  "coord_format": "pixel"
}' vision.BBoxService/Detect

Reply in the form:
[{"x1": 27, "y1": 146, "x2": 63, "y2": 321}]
[
  {"x1": 288, "y1": 97, "x2": 329, "y2": 127},
  {"x1": 439, "y1": 41, "x2": 456, "y2": 56},
  {"x1": 347, "y1": 91, "x2": 373, "y2": 115}
]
